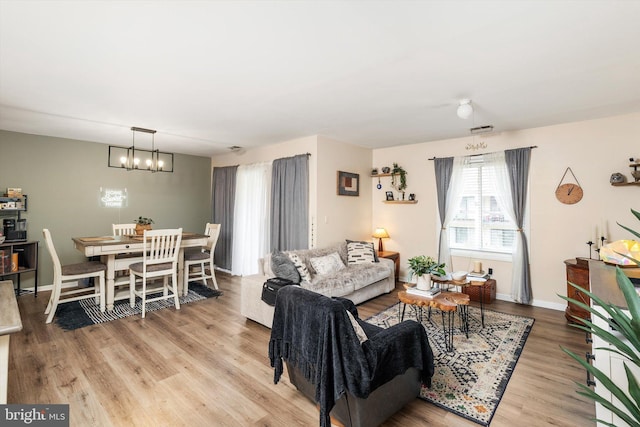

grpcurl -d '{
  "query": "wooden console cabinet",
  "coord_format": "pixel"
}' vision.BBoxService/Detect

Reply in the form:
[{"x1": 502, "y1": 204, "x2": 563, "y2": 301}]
[{"x1": 564, "y1": 258, "x2": 590, "y2": 324}]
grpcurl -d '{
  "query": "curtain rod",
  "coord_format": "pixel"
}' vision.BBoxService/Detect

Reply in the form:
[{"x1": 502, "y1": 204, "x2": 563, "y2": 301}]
[{"x1": 427, "y1": 145, "x2": 537, "y2": 160}]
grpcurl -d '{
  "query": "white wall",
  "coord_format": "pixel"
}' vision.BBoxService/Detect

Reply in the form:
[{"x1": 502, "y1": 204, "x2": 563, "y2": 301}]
[
  {"x1": 315, "y1": 136, "x2": 372, "y2": 248},
  {"x1": 372, "y1": 112, "x2": 640, "y2": 310}
]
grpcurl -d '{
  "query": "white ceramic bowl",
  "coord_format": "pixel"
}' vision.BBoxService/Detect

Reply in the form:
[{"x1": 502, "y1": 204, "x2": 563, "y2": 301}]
[{"x1": 452, "y1": 271, "x2": 467, "y2": 281}]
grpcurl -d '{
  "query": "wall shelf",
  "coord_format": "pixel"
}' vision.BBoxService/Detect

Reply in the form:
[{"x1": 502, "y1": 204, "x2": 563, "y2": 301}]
[
  {"x1": 611, "y1": 182, "x2": 640, "y2": 187},
  {"x1": 383, "y1": 200, "x2": 418, "y2": 204}
]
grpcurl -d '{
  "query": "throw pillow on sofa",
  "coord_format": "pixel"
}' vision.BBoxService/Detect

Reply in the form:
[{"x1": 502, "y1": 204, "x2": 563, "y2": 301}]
[
  {"x1": 310, "y1": 252, "x2": 346, "y2": 275},
  {"x1": 287, "y1": 252, "x2": 312, "y2": 283},
  {"x1": 346, "y1": 241, "x2": 376, "y2": 265},
  {"x1": 271, "y1": 251, "x2": 301, "y2": 283},
  {"x1": 346, "y1": 239, "x2": 379, "y2": 262}
]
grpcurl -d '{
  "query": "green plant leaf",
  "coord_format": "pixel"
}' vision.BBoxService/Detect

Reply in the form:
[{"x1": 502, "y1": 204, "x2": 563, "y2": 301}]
[
  {"x1": 563, "y1": 347, "x2": 640, "y2": 426},
  {"x1": 560, "y1": 284, "x2": 640, "y2": 366}
]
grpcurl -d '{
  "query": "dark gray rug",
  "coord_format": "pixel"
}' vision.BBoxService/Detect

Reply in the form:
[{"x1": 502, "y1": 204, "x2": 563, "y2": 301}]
[{"x1": 55, "y1": 283, "x2": 222, "y2": 330}]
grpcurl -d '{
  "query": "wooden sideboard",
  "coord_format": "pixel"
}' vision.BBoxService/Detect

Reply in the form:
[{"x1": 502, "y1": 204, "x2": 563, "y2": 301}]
[{"x1": 564, "y1": 258, "x2": 591, "y2": 324}]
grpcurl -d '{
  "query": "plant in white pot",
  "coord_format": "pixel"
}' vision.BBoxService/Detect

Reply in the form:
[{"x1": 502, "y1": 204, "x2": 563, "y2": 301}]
[{"x1": 407, "y1": 255, "x2": 446, "y2": 290}]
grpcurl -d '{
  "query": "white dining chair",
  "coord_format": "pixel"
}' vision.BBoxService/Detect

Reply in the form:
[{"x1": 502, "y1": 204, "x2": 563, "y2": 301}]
[
  {"x1": 112, "y1": 223, "x2": 136, "y2": 236},
  {"x1": 111, "y1": 223, "x2": 143, "y2": 302},
  {"x1": 183, "y1": 223, "x2": 221, "y2": 295},
  {"x1": 129, "y1": 228, "x2": 182, "y2": 318},
  {"x1": 42, "y1": 229, "x2": 107, "y2": 324}
]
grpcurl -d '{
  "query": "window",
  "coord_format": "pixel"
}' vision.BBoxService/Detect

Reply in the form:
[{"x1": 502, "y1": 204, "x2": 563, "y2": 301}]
[{"x1": 448, "y1": 157, "x2": 517, "y2": 254}]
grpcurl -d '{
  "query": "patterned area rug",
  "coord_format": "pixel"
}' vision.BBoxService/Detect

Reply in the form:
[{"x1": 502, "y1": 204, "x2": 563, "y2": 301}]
[
  {"x1": 55, "y1": 283, "x2": 222, "y2": 331},
  {"x1": 367, "y1": 302, "x2": 534, "y2": 426}
]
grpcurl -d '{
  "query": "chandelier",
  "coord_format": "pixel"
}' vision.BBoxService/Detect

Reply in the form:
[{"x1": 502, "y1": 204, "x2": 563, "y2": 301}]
[{"x1": 108, "y1": 127, "x2": 174, "y2": 172}]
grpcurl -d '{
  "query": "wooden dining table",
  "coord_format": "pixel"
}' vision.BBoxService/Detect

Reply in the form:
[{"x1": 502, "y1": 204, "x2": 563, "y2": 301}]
[{"x1": 72, "y1": 232, "x2": 208, "y2": 310}]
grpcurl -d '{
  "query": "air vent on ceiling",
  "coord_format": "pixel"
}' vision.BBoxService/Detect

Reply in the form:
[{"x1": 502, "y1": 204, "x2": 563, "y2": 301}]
[{"x1": 470, "y1": 125, "x2": 494, "y2": 134}]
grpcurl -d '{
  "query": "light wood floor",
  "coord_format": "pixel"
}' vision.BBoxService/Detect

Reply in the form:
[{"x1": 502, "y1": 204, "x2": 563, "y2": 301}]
[{"x1": 8, "y1": 274, "x2": 595, "y2": 426}]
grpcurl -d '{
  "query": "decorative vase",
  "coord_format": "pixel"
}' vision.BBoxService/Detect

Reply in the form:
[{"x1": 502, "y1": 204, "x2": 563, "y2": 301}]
[
  {"x1": 135, "y1": 224, "x2": 152, "y2": 235},
  {"x1": 416, "y1": 274, "x2": 431, "y2": 291}
]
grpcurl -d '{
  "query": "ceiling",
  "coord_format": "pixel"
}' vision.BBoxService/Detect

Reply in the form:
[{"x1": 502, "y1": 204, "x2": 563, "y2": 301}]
[{"x1": 1, "y1": 1, "x2": 640, "y2": 158}]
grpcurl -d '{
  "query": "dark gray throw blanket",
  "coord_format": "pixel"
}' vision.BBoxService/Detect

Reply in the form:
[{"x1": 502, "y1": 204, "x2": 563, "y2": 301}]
[{"x1": 269, "y1": 286, "x2": 434, "y2": 427}]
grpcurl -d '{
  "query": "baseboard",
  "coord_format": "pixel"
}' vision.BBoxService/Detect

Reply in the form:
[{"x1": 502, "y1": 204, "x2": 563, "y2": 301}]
[{"x1": 495, "y1": 292, "x2": 565, "y2": 311}]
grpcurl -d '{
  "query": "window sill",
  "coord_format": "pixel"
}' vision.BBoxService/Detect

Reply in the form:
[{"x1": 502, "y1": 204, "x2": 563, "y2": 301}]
[{"x1": 450, "y1": 249, "x2": 512, "y2": 262}]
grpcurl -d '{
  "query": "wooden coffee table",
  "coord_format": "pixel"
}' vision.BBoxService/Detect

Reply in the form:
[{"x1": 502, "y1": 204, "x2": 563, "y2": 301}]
[
  {"x1": 432, "y1": 275, "x2": 489, "y2": 328},
  {"x1": 398, "y1": 285, "x2": 470, "y2": 352}
]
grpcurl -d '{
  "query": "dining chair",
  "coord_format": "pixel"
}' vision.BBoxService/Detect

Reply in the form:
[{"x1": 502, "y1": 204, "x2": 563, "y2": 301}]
[
  {"x1": 42, "y1": 229, "x2": 107, "y2": 324},
  {"x1": 129, "y1": 228, "x2": 183, "y2": 318},
  {"x1": 112, "y1": 223, "x2": 136, "y2": 236},
  {"x1": 183, "y1": 223, "x2": 221, "y2": 294},
  {"x1": 111, "y1": 223, "x2": 143, "y2": 302}
]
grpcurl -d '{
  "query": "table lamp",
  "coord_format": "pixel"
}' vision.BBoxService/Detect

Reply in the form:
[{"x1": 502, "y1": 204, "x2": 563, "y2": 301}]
[{"x1": 372, "y1": 227, "x2": 390, "y2": 252}]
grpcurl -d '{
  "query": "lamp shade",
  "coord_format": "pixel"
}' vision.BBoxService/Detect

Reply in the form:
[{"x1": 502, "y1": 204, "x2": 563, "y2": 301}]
[
  {"x1": 372, "y1": 227, "x2": 390, "y2": 239},
  {"x1": 457, "y1": 99, "x2": 473, "y2": 119}
]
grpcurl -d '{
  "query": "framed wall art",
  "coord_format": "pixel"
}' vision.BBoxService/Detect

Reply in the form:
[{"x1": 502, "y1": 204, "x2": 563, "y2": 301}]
[{"x1": 337, "y1": 171, "x2": 359, "y2": 196}]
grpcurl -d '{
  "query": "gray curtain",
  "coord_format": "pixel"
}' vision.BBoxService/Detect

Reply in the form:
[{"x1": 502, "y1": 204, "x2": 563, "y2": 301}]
[
  {"x1": 505, "y1": 147, "x2": 532, "y2": 304},
  {"x1": 212, "y1": 165, "x2": 237, "y2": 271},
  {"x1": 434, "y1": 157, "x2": 454, "y2": 264},
  {"x1": 271, "y1": 154, "x2": 309, "y2": 251}
]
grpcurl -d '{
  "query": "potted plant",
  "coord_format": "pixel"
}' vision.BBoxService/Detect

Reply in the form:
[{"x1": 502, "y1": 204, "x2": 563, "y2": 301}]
[
  {"x1": 407, "y1": 255, "x2": 446, "y2": 290},
  {"x1": 391, "y1": 162, "x2": 407, "y2": 196},
  {"x1": 134, "y1": 216, "x2": 154, "y2": 235},
  {"x1": 560, "y1": 208, "x2": 640, "y2": 426}
]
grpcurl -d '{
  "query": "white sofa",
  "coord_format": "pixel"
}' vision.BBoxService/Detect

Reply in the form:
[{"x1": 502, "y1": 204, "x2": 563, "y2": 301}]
[{"x1": 240, "y1": 242, "x2": 395, "y2": 328}]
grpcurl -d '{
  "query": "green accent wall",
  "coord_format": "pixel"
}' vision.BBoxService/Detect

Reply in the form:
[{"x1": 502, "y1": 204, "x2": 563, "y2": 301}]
[{"x1": 0, "y1": 130, "x2": 212, "y2": 288}]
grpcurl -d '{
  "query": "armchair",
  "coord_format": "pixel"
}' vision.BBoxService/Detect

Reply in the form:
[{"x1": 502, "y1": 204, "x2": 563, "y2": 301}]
[{"x1": 269, "y1": 286, "x2": 434, "y2": 427}]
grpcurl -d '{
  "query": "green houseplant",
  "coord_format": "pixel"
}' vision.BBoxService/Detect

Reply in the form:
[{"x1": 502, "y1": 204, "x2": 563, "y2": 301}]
[
  {"x1": 407, "y1": 255, "x2": 446, "y2": 290},
  {"x1": 391, "y1": 163, "x2": 407, "y2": 193},
  {"x1": 134, "y1": 216, "x2": 154, "y2": 235},
  {"x1": 560, "y1": 208, "x2": 640, "y2": 427}
]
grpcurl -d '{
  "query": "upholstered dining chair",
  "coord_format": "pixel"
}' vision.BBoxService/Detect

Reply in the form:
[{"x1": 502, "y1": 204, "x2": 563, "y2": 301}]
[
  {"x1": 42, "y1": 229, "x2": 107, "y2": 324},
  {"x1": 129, "y1": 228, "x2": 182, "y2": 318},
  {"x1": 183, "y1": 223, "x2": 221, "y2": 295}
]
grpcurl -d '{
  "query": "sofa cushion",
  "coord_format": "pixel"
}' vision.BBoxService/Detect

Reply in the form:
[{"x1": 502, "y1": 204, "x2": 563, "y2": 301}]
[
  {"x1": 347, "y1": 241, "x2": 376, "y2": 265},
  {"x1": 271, "y1": 251, "x2": 301, "y2": 283},
  {"x1": 346, "y1": 239, "x2": 379, "y2": 262},
  {"x1": 310, "y1": 252, "x2": 345, "y2": 276},
  {"x1": 346, "y1": 311, "x2": 368, "y2": 344},
  {"x1": 303, "y1": 262, "x2": 390, "y2": 296},
  {"x1": 288, "y1": 252, "x2": 312, "y2": 283}
]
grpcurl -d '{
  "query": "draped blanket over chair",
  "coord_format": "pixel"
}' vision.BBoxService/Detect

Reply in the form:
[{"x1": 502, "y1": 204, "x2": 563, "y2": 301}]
[{"x1": 269, "y1": 286, "x2": 434, "y2": 427}]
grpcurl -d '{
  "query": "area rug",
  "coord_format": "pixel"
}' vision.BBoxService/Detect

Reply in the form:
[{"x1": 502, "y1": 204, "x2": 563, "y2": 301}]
[
  {"x1": 55, "y1": 283, "x2": 222, "y2": 331},
  {"x1": 366, "y1": 303, "x2": 534, "y2": 426}
]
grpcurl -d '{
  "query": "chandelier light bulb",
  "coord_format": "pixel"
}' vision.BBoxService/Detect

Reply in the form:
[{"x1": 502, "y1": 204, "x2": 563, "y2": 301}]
[
  {"x1": 120, "y1": 156, "x2": 127, "y2": 165},
  {"x1": 457, "y1": 99, "x2": 473, "y2": 119}
]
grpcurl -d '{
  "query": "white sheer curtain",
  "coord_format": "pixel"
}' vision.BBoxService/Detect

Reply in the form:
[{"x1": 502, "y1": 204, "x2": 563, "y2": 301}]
[
  {"x1": 439, "y1": 156, "x2": 466, "y2": 269},
  {"x1": 231, "y1": 162, "x2": 272, "y2": 276},
  {"x1": 484, "y1": 151, "x2": 528, "y2": 302}
]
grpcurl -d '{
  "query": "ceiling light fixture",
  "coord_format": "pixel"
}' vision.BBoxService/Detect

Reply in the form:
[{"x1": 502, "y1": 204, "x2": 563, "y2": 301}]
[
  {"x1": 108, "y1": 127, "x2": 174, "y2": 172},
  {"x1": 456, "y1": 99, "x2": 473, "y2": 119}
]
